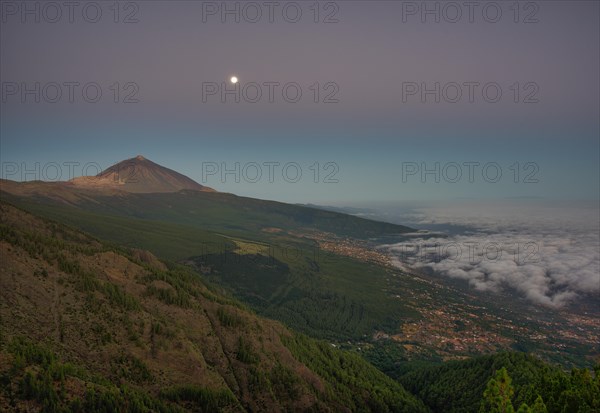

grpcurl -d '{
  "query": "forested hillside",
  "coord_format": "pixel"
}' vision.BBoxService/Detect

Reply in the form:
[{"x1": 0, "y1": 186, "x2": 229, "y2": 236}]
[
  {"x1": 0, "y1": 201, "x2": 426, "y2": 412},
  {"x1": 1, "y1": 200, "x2": 598, "y2": 412},
  {"x1": 399, "y1": 352, "x2": 600, "y2": 413}
]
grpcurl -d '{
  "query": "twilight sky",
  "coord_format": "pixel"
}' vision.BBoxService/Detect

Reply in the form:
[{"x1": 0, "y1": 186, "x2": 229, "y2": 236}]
[{"x1": 1, "y1": 0, "x2": 598, "y2": 203}]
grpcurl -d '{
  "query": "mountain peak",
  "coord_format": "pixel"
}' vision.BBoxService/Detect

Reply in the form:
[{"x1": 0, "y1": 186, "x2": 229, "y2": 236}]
[{"x1": 69, "y1": 156, "x2": 215, "y2": 194}]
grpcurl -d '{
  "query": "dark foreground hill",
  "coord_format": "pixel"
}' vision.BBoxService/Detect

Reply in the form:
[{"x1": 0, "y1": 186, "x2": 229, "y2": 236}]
[{"x1": 0, "y1": 201, "x2": 427, "y2": 412}]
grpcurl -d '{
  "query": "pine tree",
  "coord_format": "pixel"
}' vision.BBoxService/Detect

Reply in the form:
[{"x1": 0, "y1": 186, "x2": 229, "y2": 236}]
[
  {"x1": 531, "y1": 395, "x2": 548, "y2": 413},
  {"x1": 480, "y1": 367, "x2": 515, "y2": 413}
]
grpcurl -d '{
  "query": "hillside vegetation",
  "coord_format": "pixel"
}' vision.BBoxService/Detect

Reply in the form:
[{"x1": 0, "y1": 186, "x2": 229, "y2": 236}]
[
  {"x1": 1, "y1": 200, "x2": 598, "y2": 412},
  {"x1": 0, "y1": 201, "x2": 427, "y2": 412},
  {"x1": 2, "y1": 192, "x2": 419, "y2": 342},
  {"x1": 399, "y1": 352, "x2": 599, "y2": 413},
  {"x1": 0, "y1": 184, "x2": 413, "y2": 240},
  {"x1": 3, "y1": 186, "x2": 598, "y2": 372}
]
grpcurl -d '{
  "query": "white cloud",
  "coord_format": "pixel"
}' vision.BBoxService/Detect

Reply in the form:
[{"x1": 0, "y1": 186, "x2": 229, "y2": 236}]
[{"x1": 379, "y1": 200, "x2": 600, "y2": 308}]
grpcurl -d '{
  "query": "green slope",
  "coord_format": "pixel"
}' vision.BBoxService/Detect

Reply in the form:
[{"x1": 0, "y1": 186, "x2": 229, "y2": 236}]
[
  {"x1": 0, "y1": 201, "x2": 428, "y2": 412},
  {"x1": 398, "y1": 352, "x2": 600, "y2": 413},
  {"x1": 1, "y1": 187, "x2": 413, "y2": 240},
  {"x1": 2, "y1": 192, "x2": 421, "y2": 341}
]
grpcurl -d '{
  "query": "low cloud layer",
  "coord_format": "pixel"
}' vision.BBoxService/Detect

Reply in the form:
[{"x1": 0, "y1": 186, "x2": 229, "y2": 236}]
[{"x1": 379, "y1": 201, "x2": 599, "y2": 308}]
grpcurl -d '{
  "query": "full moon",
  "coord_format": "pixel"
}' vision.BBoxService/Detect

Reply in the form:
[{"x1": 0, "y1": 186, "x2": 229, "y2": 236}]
[{"x1": 230, "y1": 76, "x2": 238, "y2": 84}]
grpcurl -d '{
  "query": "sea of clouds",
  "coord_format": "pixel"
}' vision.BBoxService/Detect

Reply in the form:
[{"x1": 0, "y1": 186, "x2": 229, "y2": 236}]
[{"x1": 376, "y1": 200, "x2": 599, "y2": 308}]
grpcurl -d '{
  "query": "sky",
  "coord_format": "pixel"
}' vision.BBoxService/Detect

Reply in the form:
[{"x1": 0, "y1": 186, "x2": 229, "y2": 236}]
[{"x1": 1, "y1": 0, "x2": 599, "y2": 204}]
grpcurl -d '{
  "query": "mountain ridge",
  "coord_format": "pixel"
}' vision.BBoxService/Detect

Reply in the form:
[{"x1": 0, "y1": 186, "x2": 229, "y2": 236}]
[
  {"x1": 0, "y1": 155, "x2": 414, "y2": 240},
  {"x1": 68, "y1": 155, "x2": 215, "y2": 193}
]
